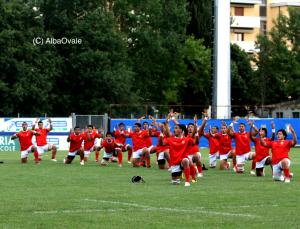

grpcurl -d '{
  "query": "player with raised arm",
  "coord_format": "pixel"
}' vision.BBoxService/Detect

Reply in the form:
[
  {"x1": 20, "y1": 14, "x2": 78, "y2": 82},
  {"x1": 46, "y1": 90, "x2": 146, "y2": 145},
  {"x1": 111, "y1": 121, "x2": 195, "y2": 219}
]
[
  {"x1": 32, "y1": 118, "x2": 57, "y2": 162},
  {"x1": 11, "y1": 122, "x2": 40, "y2": 164},
  {"x1": 100, "y1": 132, "x2": 123, "y2": 167},
  {"x1": 228, "y1": 120, "x2": 255, "y2": 173},
  {"x1": 260, "y1": 124, "x2": 297, "y2": 183},
  {"x1": 114, "y1": 123, "x2": 133, "y2": 163},
  {"x1": 64, "y1": 126, "x2": 85, "y2": 165},
  {"x1": 250, "y1": 121, "x2": 275, "y2": 176},
  {"x1": 159, "y1": 121, "x2": 194, "y2": 187},
  {"x1": 204, "y1": 125, "x2": 220, "y2": 168},
  {"x1": 82, "y1": 125, "x2": 102, "y2": 164}
]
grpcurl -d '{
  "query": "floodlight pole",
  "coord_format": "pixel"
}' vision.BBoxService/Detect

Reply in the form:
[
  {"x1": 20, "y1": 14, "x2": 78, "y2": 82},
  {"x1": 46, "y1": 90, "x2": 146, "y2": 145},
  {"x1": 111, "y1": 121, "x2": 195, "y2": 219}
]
[{"x1": 212, "y1": 0, "x2": 231, "y2": 119}]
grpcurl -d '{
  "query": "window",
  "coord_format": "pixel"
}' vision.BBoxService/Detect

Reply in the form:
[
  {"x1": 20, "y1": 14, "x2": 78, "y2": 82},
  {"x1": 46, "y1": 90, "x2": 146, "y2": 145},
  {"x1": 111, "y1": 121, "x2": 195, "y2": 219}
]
[
  {"x1": 235, "y1": 33, "x2": 244, "y2": 41},
  {"x1": 260, "y1": 21, "x2": 267, "y2": 35},
  {"x1": 260, "y1": 6, "x2": 267, "y2": 17},
  {"x1": 292, "y1": 112, "x2": 300, "y2": 118},
  {"x1": 235, "y1": 7, "x2": 244, "y2": 16},
  {"x1": 276, "y1": 112, "x2": 283, "y2": 118}
]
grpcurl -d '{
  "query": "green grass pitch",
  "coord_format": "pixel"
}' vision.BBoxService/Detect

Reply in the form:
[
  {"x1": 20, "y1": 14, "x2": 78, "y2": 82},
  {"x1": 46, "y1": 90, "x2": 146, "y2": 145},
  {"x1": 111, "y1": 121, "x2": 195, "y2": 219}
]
[{"x1": 0, "y1": 148, "x2": 300, "y2": 229}]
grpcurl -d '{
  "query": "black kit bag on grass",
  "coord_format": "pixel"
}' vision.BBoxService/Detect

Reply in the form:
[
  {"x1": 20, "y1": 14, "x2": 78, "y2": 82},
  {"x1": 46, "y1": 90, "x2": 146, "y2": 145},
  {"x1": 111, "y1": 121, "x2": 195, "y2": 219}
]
[{"x1": 131, "y1": 176, "x2": 145, "y2": 183}]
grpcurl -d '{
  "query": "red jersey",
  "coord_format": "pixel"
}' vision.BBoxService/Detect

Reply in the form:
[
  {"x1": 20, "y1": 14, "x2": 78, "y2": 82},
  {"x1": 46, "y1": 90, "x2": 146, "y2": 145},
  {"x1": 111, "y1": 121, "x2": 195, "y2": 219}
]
[
  {"x1": 265, "y1": 140, "x2": 293, "y2": 165},
  {"x1": 234, "y1": 132, "x2": 251, "y2": 155},
  {"x1": 35, "y1": 128, "x2": 50, "y2": 146},
  {"x1": 186, "y1": 135, "x2": 199, "y2": 155},
  {"x1": 254, "y1": 137, "x2": 271, "y2": 162},
  {"x1": 204, "y1": 133, "x2": 220, "y2": 154},
  {"x1": 164, "y1": 136, "x2": 193, "y2": 166},
  {"x1": 83, "y1": 131, "x2": 102, "y2": 151},
  {"x1": 217, "y1": 133, "x2": 232, "y2": 155},
  {"x1": 69, "y1": 133, "x2": 84, "y2": 152},
  {"x1": 154, "y1": 132, "x2": 169, "y2": 153},
  {"x1": 16, "y1": 130, "x2": 34, "y2": 151},
  {"x1": 114, "y1": 130, "x2": 128, "y2": 145},
  {"x1": 101, "y1": 139, "x2": 118, "y2": 153},
  {"x1": 128, "y1": 130, "x2": 149, "y2": 151}
]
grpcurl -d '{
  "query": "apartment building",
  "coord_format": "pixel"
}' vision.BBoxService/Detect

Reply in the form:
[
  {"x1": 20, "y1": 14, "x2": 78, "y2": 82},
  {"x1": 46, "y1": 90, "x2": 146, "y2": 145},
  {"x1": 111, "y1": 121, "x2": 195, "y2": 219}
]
[{"x1": 230, "y1": 0, "x2": 300, "y2": 53}]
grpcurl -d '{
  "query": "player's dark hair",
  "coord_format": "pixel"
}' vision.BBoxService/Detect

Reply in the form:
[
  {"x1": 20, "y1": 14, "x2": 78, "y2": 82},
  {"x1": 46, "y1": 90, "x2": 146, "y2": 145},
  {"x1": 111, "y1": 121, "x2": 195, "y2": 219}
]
[
  {"x1": 118, "y1": 122, "x2": 125, "y2": 127},
  {"x1": 106, "y1": 132, "x2": 113, "y2": 137},
  {"x1": 38, "y1": 121, "x2": 43, "y2": 124},
  {"x1": 142, "y1": 121, "x2": 149, "y2": 125},
  {"x1": 260, "y1": 128, "x2": 268, "y2": 136},
  {"x1": 74, "y1": 126, "x2": 80, "y2": 130},
  {"x1": 187, "y1": 123, "x2": 194, "y2": 127},
  {"x1": 87, "y1": 124, "x2": 93, "y2": 128},
  {"x1": 213, "y1": 126, "x2": 219, "y2": 130},
  {"x1": 134, "y1": 123, "x2": 141, "y2": 128},
  {"x1": 277, "y1": 129, "x2": 287, "y2": 139},
  {"x1": 176, "y1": 124, "x2": 188, "y2": 137},
  {"x1": 239, "y1": 123, "x2": 246, "y2": 127},
  {"x1": 22, "y1": 122, "x2": 27, "y2": 125}
]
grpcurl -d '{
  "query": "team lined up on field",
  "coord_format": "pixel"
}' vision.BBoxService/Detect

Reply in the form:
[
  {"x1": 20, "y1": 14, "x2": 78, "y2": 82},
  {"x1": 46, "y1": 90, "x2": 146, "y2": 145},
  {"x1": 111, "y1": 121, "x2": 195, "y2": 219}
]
[{"x1": 11, "y1": 113, "x2": 297, "y2": 186}]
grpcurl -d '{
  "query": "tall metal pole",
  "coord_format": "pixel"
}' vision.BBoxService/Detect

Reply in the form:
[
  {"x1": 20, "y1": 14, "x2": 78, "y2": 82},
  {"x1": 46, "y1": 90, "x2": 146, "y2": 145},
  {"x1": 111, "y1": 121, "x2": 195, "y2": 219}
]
[{"x1": 213, "y1": 0, "x2": 231, "y2": 119}]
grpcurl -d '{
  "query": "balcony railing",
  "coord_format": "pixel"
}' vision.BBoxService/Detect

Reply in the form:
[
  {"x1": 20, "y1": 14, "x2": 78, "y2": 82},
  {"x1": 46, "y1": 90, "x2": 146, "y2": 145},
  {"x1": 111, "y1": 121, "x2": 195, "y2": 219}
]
[
  {"x1": 231, "y1": 0, "x2": 262, "y2": 4},
  {"x1": 231, "y1": 16, "x2": 260, "y2": 28},
  {"x1": 231, "y1": 41, "x2": 259, "y2": 53}
]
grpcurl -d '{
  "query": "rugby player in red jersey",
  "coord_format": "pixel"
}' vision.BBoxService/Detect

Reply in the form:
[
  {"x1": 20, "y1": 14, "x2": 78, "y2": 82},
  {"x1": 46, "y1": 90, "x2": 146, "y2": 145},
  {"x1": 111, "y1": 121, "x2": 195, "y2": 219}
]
[
  {"x1": 250, "y1": 121, "x2": 275, "y2": 176},
  {"x1": 64, "y1": 126, "x2": 85, "y2": 165},
  {"x1": 228, "y1": 122, "x2": 255, "y2": 173},
  {"x1": 93, "y1": 126, "x2": 103, "y2": 162},
  {"x1": 126, "y1": 123, "x2": 151, "y2": 168},
  {"x1": 260, "y1": 124, "x2": 297, "y2": 183},
  {"x1": 160, "y1": 123, "x2": 194, "y2": 187},
  {"x1": 100, "y1": 132, "x2": 123, "y2": 167},
  {"x1": 204, "y1": 126, "x2": 220, "y2": 168},
  {"x1": 82, "y1": 125, "x2": 102, "y2": 164},
  {"x1": 212, "y1": 123, "x2": 235, "y2": 170},
  {"x1": 114, "y1": 122, "x2": 133, "y2": 163},
  {"x1": 11, "y1": 122, "x2": 40, "y2": 164},
  {"x1": 32, "y1": 118, "x2": 57, "y2": 162}
]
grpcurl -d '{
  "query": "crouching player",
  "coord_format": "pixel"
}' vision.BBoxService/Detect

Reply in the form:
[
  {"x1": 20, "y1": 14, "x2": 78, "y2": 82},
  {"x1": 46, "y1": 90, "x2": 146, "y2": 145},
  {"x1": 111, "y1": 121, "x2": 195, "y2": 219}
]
[
  {"x1": 250, "y1": 122, "x2": 275, "y2": 176},
  {"x1": 32, "y1": 118, "x2": 57, "y2": 162},
  {"x1": 82, "y1": 125, "x2": 102, "y2": 164},
  {"x1": 100, "y1": 132, "x2": 123, "y2": 167},
  {"x1": 64, "y1": 126, "x2": 85, "y2": 165},
  {"x1": 154, "y1": 122, "x2": 170, "y2": 169},
  {"x1": 204, "y1": 126, "x2": 220, "y2": 168},
  {"x1": 260, "y1": 125, "x2": 297, "y2": 183},
  {"x1": 11, "y1": 122, "x2": 40, "y2": 164},
  {"x1": 114, "y1": 123, "x2": 133, "y2": 163},
  {"x1": 160, "y1": 123, "x2": 193, "y2": 187}
]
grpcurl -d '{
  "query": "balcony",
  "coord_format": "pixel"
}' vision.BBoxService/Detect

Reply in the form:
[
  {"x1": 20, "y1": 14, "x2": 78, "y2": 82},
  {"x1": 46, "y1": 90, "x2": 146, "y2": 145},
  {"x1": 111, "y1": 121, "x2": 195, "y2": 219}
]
[
  {"x1": 231, "y1": 41, "x2": 259, "y2": 53},
  {"x1": 270, "y1": 0, "x2": 300, "y2": 7},
  {"x1": 231, "y1": 0, "x2": 262, "y2": 4},
  {"x1": 231, "y1": 16, "x2": 260, "y2": 28}
]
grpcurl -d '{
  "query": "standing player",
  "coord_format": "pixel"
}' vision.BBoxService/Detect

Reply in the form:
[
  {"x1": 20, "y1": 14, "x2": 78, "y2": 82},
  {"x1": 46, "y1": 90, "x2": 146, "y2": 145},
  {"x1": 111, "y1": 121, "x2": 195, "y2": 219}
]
[
  {"x1": 64, "y1": 126, "x2": 85, "y2": 165},
  {"x1": 82, "y1": 125, "x2": 102, "y2": 164},
  {"x1": 114, "y1": 123, "x2": 133, "y2": 163},
  {"x1": 160, "y1": 123, "x2": 193, "y2": 187},
  {"x1": 100, "y1": 132, "x2": 123, "y2": 167},
  {"x1": 260, "y1": 125, "x2": 297, "y2": 183},
  {"x1": 228, "y1": 122, "x2": 255, "y2": 173},
  {"x1": 93, "y1": 126, "x2": 103, "y2": 162},
  {"x1": 204, "y1": 126, "x2": 220, "y2": 168},
  {"x1": 32, "y1": 118, "x2": 57, "y2": 162},
  {"x1": 11, "y1": 122, "x2": 40, "y2": 164},
  {"x1": 250, "y1": 122, "x2": 275, "y2": 176},
  {"x1": 126, "y1": 123, "x2": 151, "y2": 168}
]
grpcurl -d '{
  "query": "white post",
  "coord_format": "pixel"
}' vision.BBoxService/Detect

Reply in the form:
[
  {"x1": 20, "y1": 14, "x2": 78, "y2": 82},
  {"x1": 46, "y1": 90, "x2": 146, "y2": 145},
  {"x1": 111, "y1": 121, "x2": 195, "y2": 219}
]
[{"x1": 213, "y1": 0, "x2": 231, "y2": 119}]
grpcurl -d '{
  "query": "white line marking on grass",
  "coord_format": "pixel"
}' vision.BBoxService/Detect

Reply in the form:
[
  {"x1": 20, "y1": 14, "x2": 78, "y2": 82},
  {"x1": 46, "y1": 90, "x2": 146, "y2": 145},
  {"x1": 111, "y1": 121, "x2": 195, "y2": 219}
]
[
  {"x1": 34, "y1": 209, "x2": 122, "y2": 215},
  {"x1": 83, "y1": 199, "x2": 259, "y2": 218}
]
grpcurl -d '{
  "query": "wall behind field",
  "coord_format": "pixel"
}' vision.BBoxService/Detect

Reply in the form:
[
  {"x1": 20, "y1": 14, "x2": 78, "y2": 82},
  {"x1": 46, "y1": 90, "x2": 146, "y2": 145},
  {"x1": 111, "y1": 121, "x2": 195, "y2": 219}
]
[{"x1": 110, "y1": 118, "x2": 300, "y2": 148}]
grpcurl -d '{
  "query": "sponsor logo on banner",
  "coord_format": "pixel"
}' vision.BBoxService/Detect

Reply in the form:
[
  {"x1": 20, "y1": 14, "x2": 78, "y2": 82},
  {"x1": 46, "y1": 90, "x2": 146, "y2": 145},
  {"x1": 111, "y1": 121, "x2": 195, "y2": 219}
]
[{"x1": 0, "y1": 136, "x2": 20, "y2": 151}]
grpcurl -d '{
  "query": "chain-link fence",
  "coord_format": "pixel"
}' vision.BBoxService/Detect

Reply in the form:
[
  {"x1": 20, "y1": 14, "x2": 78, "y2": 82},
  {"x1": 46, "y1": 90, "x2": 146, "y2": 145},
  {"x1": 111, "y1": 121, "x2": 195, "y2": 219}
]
[{"x1": 71, "y1": 113, "x2": 109, "y2": 133}]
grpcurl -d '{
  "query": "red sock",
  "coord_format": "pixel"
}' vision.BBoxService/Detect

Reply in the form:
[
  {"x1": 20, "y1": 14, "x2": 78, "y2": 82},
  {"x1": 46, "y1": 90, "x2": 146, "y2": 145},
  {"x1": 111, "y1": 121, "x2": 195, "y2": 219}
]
[
  {"x1": 283, "y1": 168, "x2": 290, "y2": 178},
  {"x1": 146, "y1": 157, "x2": 151, "y2": 168},
  {"x1": 251, "y1": 159, "x2": 256, "y2": 170},
  {"x1": 190, "y1": 164, "x2": 196, "y2": 180},
  {"x1": 127, "y1": 149, "x2": 132, "y2": 161},
  {"x1": 197, "y1": 165, "x2": 202, "y2": 174},
  {"x1": 117, "y1": 152, "x2": 123, "y2": 165},
  {"x1": 34, "y1": 151, "x2": 39, "y2": 161},
  {"x1": 80, "y1": 154, "x2": 84, "y2": 161},
  {"x1": 95, "y1": 151, "x2": 99, "y2": 161},
  {"x1": 233, "y1": 157, "x2": 236, "y2": 167},
  {"x1": 183, "y1": 167, "x2": 190, "y2": 183}
]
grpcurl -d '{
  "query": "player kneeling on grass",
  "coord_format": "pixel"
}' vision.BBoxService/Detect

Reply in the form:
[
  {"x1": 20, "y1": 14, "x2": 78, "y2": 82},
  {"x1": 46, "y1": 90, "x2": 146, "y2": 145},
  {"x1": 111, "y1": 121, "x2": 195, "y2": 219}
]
[
  {"x1": 250, "y1": 122, "x2": 275, "y2": 176},
  {"x1": 82, "y1": 125, "x2": 102, "y2": 164},
  {"x1": 160, "y1": 123, "x2": 194, "y2": 187},
  {"x1": 260, "y1": 125, "x2": 297, "y2": 183},
  {"x1": 64, "y1": 126, "x2": 85, "y2": 165},
  {"x1": 100, "y1": 132, "x2": 123, "y2": 167},
  {"x1": 32, "y1": 118, "x2": 57, "y2": 162},
  {"x1": 204, "y1": 126, "x2": 220, "y2": 168},
  {"x1": 11, "y1": 122, "x2": 40, "y2": 164}
]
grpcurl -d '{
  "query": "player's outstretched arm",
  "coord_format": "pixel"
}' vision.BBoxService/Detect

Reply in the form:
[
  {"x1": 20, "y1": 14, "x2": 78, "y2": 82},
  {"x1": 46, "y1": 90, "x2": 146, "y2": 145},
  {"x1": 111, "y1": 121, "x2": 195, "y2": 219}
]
[
  {"x1": 67, "y1": 128, "x2": 73, "y2": 142},
  {"x1": 48, "y1": 118, "x2": 53, "y2": 131},
  {"x1": 290, "y1": 125, "x2": 297, "y2": 146},
  {"x1": 11, "y1": 134, "x2": 18, "y2": 140},
  {"x1": 271, "y1": 121, "x2": 275, "y2": 141},
  {"x1": 32, "y1": 118, "x2": 39, "y2": 130},
  {"x1": 198, "y1": 115, "x2": 208, "y2": 137}
]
